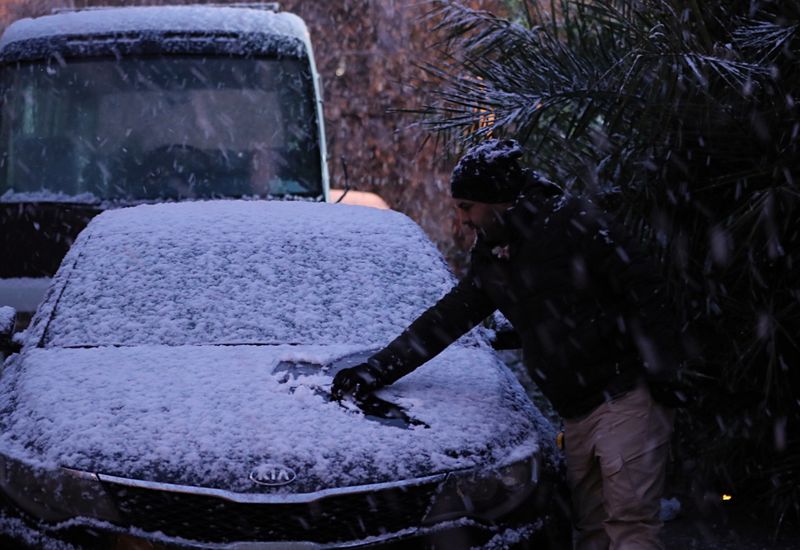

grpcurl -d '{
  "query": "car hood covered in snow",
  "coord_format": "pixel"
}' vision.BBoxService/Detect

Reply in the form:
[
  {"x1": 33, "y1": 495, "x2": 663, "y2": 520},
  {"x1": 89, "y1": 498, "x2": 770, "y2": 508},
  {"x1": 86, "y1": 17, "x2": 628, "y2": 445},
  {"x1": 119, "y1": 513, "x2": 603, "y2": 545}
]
[{"x1": 0, "y1": 343, "x2": 547, "y2": 494}]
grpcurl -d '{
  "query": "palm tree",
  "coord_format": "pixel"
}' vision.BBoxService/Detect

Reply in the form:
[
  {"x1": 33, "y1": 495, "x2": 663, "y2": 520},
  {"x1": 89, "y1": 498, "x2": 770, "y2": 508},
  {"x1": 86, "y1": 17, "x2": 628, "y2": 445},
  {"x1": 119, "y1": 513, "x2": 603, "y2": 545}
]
[{"x1": 417, "y1": 0, "x2": 800, "y2": 528}]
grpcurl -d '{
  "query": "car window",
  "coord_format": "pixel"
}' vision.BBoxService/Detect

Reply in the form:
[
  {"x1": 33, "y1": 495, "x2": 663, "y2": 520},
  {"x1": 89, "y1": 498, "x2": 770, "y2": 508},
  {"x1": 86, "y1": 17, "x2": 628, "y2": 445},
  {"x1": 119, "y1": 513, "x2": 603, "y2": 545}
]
[
  {"x1": 43, "y1": 202, "x2": 456, "y2": 348},
  {"x1": 0, "y1": 56, "x2": 322, "y2": 202}
]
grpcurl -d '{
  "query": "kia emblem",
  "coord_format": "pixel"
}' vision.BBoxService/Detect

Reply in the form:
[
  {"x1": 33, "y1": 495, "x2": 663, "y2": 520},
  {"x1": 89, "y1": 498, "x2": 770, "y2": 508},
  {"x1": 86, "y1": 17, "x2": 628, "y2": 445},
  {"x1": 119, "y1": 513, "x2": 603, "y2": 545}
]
[{"x1": 250, "y1": 464, "x2": 297, "y2": 486}]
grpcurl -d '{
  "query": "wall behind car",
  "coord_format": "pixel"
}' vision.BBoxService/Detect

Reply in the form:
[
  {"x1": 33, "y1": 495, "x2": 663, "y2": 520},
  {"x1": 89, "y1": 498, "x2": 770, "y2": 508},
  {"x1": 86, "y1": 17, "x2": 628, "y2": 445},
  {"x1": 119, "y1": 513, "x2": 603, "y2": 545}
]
[{"x1": 0, "y1": 0, "x2": 507, "y2": 272}]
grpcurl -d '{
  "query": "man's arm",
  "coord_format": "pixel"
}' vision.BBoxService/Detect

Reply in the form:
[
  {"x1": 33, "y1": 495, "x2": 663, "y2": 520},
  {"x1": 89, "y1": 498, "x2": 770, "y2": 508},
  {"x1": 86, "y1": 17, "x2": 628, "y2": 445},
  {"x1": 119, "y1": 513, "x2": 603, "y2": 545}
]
[
  {"x1": 368, "y1": 274, "x2": 497, "y2": 385},
  {"x1": 332, "y1": 273, "x2": 496, "y2": 399}
]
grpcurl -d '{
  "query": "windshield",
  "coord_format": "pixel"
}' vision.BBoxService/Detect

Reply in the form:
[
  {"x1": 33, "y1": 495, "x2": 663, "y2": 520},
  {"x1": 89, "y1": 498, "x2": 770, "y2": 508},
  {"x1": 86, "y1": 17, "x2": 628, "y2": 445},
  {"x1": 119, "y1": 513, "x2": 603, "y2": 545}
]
[
  {"x1": 40, "y1": 202, "x2": 456, "y2": 348},
  {"x1": 0, "y1": 56, "x2": 322, "y2": 202}
]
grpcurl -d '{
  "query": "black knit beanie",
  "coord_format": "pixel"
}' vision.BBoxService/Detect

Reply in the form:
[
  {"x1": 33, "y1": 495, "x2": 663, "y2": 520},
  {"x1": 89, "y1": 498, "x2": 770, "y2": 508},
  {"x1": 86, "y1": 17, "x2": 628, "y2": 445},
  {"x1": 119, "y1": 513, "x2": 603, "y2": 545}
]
[{"x1": 450, "y1": 139, "x2": 525, "y2": 203}]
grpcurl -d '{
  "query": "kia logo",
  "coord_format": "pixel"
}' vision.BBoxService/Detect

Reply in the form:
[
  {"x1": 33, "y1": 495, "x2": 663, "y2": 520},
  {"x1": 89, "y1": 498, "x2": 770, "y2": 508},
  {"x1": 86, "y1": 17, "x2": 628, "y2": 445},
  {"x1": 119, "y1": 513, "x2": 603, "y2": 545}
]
[{"x1": 250, "y1": 464, "x2": 297, "y2": 486}]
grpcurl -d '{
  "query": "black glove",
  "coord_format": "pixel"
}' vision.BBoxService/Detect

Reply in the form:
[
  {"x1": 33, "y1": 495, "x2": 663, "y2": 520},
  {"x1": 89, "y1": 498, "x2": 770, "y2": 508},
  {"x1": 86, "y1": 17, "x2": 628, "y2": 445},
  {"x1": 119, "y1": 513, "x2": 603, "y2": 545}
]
[{"x1": 331, "y1": 362, "x2": 385, "y2": 402}]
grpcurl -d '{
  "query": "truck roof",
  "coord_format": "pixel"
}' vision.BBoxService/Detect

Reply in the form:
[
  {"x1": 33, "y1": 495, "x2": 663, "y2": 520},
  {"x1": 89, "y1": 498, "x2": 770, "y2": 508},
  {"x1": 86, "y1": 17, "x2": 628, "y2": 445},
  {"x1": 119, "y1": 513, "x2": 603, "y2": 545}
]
[{"x1": 0, "y1": 5, "x2": 310, "y2": 51}]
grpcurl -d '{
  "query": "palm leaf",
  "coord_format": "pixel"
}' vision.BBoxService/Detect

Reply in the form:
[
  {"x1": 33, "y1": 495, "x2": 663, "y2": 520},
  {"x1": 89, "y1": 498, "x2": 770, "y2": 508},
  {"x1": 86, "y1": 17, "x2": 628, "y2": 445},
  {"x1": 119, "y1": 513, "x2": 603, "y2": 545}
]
[{"x1": 414, "y1": 0, "x2": 800, "y2": 526}]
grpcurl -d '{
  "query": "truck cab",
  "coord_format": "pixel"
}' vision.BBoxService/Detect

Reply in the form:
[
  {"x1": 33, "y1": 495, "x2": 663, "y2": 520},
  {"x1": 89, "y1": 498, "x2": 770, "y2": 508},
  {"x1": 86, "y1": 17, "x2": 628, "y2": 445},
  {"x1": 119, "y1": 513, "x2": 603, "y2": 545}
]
[{"x1": 0, "y1": 3, "x2": 330, "y2": 321}]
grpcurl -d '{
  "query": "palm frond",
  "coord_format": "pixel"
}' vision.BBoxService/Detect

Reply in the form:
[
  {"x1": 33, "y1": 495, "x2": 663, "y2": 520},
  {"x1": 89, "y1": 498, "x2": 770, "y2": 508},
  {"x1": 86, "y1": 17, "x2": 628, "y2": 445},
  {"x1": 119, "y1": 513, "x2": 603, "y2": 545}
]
[{"x1": 415, "y1": 0, "x2": 800, "y2": 526}]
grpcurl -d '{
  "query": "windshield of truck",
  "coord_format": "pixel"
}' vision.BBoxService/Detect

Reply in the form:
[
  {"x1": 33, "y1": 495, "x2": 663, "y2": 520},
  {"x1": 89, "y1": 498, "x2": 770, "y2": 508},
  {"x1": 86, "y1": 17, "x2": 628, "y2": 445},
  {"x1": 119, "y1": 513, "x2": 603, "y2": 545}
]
[{"x1": 0, "y1": 56, "x2": 322, "y2": 202}]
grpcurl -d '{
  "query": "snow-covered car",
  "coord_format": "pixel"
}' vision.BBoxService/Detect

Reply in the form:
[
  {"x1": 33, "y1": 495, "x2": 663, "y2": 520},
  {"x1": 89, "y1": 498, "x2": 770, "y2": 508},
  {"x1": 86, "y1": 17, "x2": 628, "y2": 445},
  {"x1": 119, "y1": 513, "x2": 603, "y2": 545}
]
[
  {"x1": 0, "y1": 3, "x2": 329, "y2": 318},
  {"x1": 0, "y1": 201, "x2": 567, "y2": 549}
]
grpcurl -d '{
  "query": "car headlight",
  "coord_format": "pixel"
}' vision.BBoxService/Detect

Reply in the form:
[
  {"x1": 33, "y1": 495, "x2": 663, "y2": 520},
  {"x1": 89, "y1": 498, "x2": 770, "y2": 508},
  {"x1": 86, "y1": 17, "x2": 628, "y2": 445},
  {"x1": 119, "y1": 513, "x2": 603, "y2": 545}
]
[
  {"x1": 0, "y1": 454, "x2": 120, "y2": 524},
  {"x1": 423, "y1": 453, "x2": 540, "y2": 524}
]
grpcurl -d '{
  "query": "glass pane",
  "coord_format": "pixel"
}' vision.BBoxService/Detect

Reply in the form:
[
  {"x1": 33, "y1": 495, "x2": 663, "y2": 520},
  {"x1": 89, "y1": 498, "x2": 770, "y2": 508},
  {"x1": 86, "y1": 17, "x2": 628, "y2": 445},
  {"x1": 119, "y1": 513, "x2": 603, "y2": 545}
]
[
  {"x1": 0, "y1": 56, "x2": 322, "y2": 201},
  {"x1": 42, "y1": 203, "x2": 456, "y2": 348}
]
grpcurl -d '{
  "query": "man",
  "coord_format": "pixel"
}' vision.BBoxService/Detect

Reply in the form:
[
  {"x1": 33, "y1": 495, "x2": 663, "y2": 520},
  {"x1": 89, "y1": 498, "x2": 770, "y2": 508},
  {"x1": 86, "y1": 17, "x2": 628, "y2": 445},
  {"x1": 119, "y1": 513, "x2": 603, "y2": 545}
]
[{"x1": 332, "y1": 138, "x2": 684, "y2": 550}]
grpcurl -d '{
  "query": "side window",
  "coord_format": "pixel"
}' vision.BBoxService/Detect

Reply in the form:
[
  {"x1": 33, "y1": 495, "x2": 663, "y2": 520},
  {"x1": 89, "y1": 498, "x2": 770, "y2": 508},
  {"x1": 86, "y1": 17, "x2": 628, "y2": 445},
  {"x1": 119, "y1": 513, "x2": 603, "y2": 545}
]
[{"x1": 1, "y1": 61, "x2": 83, "y2": 196}]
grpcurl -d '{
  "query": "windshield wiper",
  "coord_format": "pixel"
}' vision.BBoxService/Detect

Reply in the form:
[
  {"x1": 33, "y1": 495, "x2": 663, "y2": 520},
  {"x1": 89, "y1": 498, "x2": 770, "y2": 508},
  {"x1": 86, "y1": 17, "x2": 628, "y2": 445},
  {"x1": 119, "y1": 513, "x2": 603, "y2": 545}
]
[{"x1": 58, "y1": 342, "x2": 305, "y2": 349}]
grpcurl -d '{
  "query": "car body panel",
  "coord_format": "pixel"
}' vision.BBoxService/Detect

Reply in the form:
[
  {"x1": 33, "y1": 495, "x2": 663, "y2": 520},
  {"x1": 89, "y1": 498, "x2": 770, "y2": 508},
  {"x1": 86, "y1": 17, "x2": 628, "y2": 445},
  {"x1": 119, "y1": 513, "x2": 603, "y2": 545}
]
[{"x1": 0, "y1": 201, "x2": 560, "y2": 547}]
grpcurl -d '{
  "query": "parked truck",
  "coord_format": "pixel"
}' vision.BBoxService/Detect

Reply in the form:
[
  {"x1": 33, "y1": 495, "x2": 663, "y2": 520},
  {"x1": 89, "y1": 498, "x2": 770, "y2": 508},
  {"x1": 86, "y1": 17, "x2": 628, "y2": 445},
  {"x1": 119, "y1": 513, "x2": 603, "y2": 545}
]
[{"x1": 0, "y1": 2, "x2": 331, "y2": 323}]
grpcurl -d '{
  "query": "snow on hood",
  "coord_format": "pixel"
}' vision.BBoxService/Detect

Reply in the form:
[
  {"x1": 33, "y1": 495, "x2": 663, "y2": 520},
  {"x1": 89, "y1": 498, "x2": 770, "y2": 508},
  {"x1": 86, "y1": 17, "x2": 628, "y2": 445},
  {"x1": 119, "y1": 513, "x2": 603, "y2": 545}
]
[
  {"x1": 42, "y1": 201, "x2": 455, "y2": 348},
  {"x1": 0, "y1": 6, "x2": 309, "y2": 49},
  {"x1": 0, "y1": 344, "x2": 543, "y2": 494},
  {"x1": 3, "y1": 200, "x2": 554, "y2": 494}
]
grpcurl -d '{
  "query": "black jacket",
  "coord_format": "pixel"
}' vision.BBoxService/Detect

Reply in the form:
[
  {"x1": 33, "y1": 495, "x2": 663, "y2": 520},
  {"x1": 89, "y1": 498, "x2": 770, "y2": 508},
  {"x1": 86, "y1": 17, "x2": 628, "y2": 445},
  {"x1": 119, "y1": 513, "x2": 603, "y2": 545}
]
[{"x1": 368, "y1": 191, "x2": 682, "y2": 419}]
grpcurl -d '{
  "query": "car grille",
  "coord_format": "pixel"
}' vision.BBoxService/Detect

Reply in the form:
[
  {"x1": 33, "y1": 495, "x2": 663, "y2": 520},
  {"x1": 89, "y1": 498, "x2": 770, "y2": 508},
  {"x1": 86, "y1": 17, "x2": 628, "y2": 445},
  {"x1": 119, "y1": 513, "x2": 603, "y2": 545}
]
[{"x1": 102, "y1": 480, "x2": 441, "y2": 544}]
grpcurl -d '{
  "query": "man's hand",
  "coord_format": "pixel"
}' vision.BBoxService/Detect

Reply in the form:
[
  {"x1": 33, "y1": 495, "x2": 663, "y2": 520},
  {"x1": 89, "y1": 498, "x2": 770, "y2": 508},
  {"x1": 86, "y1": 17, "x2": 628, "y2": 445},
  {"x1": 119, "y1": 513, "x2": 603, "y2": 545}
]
[{"x1": 331, "y1": 363, "x2": 384, "y2": 402}]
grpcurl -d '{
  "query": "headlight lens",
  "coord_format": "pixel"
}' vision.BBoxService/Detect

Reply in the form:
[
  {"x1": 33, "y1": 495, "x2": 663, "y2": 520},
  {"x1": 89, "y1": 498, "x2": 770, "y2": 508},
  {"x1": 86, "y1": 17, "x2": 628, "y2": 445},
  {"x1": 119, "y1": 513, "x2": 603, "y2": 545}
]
[
  {"x1": 0, "y1": 454, "x2": 120, "y2": 524},
  {"x1": 423, "y1": 453, "x2": 540, "y2": 524}
]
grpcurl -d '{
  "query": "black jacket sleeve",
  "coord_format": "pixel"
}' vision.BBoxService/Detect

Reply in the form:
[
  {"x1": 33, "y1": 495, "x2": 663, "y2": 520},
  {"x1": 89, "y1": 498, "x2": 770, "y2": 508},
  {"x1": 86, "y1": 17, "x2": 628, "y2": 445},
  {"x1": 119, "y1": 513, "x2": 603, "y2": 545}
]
[{"x1": 367, "y1": 272, "x2": 496, "y2": 385}]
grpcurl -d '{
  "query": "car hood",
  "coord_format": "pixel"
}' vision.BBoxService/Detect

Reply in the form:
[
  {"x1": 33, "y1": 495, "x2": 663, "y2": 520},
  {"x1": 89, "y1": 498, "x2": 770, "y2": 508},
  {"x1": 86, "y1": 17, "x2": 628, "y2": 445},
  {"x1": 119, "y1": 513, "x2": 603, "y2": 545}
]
[{"x1": 0, "y1": 344, "x2": 547, "y2": 494}]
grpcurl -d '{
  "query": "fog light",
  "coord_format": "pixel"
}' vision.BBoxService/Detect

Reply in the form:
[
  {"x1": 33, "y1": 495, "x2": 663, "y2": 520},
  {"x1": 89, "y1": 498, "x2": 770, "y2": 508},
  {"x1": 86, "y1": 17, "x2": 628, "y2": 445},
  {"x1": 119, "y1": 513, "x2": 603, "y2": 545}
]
[{"x1": 0, "y1": 454, "x2": 120, "y2": 524}]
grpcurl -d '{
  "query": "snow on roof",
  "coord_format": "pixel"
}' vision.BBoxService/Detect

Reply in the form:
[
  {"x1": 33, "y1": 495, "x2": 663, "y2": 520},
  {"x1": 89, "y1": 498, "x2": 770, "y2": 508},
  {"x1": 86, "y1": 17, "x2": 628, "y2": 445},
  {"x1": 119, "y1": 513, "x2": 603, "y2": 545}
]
[
  {"x1": 0, "y1": 5, "x2": 309, "y2": 50},
  {"x1": 0, "y1": 189, "x2": 99, "y2": 204},
  {"x1": 41, "y1": 200, "x2": 455, "y2": 348}
]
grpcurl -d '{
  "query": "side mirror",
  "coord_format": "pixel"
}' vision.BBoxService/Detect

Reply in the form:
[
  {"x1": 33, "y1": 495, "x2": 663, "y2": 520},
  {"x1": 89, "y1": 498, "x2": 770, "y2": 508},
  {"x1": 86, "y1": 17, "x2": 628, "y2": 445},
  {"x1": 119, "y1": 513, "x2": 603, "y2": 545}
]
[
  {"x1": 491, "y1": 328, "x2": 522, "y2": 350},
  {"x1": 487, "y1": 312, "x2": 522, "y2": 350},
  {"x1": 1, "y1": 306, "x2": 21, "y2": 358}
]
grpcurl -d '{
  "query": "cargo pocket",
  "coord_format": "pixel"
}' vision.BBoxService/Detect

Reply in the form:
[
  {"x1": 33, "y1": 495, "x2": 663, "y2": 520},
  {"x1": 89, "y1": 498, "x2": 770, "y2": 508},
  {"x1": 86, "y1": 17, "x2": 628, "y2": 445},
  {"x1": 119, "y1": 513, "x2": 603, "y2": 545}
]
[
  {"x1": 601, "y1": 454, "x2": 635, "y2": 520},
  {"x1": 603, "y1": 447, "x2": 667, "y2": 522}
]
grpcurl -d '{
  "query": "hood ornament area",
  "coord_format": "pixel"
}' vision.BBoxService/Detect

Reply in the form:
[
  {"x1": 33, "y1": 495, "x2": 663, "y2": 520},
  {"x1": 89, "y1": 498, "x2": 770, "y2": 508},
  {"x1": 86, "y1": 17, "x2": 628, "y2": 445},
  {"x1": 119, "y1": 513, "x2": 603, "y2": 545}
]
[{"x1": 250, "y1": 463, "x2": 297, "y2": 487}]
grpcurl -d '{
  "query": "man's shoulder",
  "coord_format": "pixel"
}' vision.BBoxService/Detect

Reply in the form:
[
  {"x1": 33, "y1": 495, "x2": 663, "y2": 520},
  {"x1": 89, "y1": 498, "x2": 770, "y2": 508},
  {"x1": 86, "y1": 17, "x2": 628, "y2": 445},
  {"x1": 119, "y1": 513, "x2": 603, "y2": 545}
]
[{"x1": 507, "y1": 192, "x2": 594, "y2": 234}]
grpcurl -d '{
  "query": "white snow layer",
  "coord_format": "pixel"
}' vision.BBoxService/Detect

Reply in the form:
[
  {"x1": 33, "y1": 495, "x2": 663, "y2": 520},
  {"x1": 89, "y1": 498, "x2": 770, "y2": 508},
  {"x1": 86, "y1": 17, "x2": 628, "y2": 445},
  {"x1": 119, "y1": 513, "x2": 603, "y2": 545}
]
[
  {"x1": 0, "y1": 510, "x2": 77, "y2": 550},
  {"x1": 44, "y1": 201, "x2": 455, "y2": 347},
  {"x1": 0, "y1": 306, "x2": 14, "y2": 334},
  {"x1": 2, "y1": 201, "x2": 549, "y2": 492},
  {"x1": 0, "y1": 189, "x2": 99, "y2": 204},
  {"x1": 0, "y1": 6, "x2": 309, "y2": 49},
  {"x1": 0, "y1": 344, "x2": 540, "y2": 492}
]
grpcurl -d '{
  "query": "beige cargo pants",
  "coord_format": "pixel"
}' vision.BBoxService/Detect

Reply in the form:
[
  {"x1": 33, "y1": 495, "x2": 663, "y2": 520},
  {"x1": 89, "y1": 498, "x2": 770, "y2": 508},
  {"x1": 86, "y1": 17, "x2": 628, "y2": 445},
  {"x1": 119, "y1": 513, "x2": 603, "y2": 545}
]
[{"x1": 564, "y1": 383, "x2": 674, "y2": 550}]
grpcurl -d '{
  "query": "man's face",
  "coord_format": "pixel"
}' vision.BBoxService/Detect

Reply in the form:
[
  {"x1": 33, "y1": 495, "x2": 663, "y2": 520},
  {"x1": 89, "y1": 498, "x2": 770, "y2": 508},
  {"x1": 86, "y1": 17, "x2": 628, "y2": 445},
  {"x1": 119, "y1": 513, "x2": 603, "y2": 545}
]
[{"x1": 455, "y1": 199, "x2": 511, "y2": 238}]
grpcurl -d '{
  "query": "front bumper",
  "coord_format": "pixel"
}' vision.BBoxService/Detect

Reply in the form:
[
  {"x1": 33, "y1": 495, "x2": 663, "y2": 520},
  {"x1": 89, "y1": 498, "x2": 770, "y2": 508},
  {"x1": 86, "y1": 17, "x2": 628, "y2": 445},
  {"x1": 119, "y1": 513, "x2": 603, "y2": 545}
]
[
  {"x1": 0, "y1": 454, "x2": 568, "y2": 549},
  {"x1": 48, "y1": 516, "x2": 545, "y2": 550}
]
